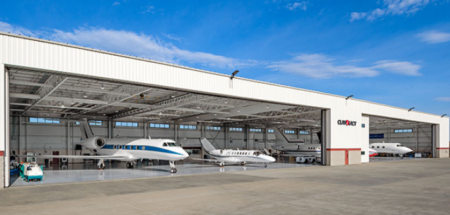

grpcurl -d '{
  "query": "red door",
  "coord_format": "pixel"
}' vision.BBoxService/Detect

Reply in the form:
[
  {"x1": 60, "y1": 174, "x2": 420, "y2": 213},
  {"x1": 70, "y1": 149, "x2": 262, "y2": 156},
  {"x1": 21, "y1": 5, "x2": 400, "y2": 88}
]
[
  {"x1": 53, "y1": 151, "x2": 59, "y2": 166},
  {"x1": 345, "y1": 150, "x2": 349, "y2": 165}
]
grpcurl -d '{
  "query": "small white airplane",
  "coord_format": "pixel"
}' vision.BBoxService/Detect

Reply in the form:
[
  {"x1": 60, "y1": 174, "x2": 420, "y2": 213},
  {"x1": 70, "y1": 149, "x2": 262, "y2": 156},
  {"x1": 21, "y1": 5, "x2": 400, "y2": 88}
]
[
  {"x1": 17, "y1": 119, "x2": 189, "y2": 173},
  {"x1": 271, "y1": 127, "x2": 321, "y2": 157},
  {"x1": 369, "y1": 142, "x2": 413, "y2": 158},
  {"x1": 194, "y1": 138, "x2": 276, "y2": 167},
  {"x1": 369, "y1": 149, "x2": 378, "y2": 157}
]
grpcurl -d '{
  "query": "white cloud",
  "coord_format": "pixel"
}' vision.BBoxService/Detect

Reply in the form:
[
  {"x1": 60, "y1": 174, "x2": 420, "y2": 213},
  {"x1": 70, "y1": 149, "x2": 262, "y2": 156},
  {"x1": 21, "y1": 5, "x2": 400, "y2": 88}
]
[
  {"x1": 49, "y1": 27, "x2": 248, "y2": 68},
  {"x1": 372, "y1": 60, "x2": 421, "y2": 76},
  {"x1": 286, "y1": 2, "x2": 308, "y2": 11},
  {"x1": 351, "y1": 0, "x2": 433, "y2": 21},
  {"x1": 163, "y1": 33, "x2": 181, "y2": 42},
  {"x1": 268, "y1": 54, "x2": 421, "y2": 78},
  {"x1": 268, "y1": 54, "x2": 379, "y2": 78},
  {"x1": 435, "y1": 97, "x2": 450, "y2": 102},
  {"x1": 350, "y1": 12, "x2": 367, "y2": 22},
  {"x1": 0, "y1": 21, "x2": 36, "y2": 37},
  {"x1": 142, "y1": 6, "x2": 155, "y2": 14},
  {"x1": 418, "y1": 30, "x2": 450, "y2": 44},
  {"x1": 113, "y1": 2, "x2": 120, "y2": 6}
]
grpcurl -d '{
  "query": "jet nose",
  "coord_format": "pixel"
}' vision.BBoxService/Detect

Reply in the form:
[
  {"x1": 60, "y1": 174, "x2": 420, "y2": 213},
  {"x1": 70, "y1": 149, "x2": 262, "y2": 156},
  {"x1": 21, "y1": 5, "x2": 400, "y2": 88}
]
[
  {"x1": 267, "y1": 155, "x2": 276, "y2": 163},
  {"x1": 181, "y1": 150, "x2": 189, "y2": 159}
]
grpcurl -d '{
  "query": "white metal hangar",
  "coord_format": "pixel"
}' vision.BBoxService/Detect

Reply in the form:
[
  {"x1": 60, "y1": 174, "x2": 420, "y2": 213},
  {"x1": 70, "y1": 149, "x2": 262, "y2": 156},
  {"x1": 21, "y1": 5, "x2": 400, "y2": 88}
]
[{"x1": 0, "y1": 32, "x2": 449, "y2": 188}]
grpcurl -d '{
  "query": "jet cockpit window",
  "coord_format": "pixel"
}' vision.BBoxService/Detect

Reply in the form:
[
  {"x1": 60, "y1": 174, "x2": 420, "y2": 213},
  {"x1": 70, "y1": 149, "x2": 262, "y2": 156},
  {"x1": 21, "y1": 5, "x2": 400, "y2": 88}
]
[
  {"x1": 163, "y1": 143, "x2": 168, "y2": 147},
  {"x1": 167, "y1": 142, "x2": 177, "y2": 147},
  {"x1": 254, "y1": 152, "x2": 261, "y2": 156},
  {"x1": 397, "y1": 144, "x2": 404, "y2": 147}
]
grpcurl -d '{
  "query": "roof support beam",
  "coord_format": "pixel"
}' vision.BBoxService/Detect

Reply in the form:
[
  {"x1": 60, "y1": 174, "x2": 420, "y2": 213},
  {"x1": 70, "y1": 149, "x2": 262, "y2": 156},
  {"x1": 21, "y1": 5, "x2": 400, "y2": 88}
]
[
  {"x1": 9, "y1": 80, "x2": 53, "y2": 88},
  {"x1": 21, "y1": 76, "x2": 69, "y2": 115}
]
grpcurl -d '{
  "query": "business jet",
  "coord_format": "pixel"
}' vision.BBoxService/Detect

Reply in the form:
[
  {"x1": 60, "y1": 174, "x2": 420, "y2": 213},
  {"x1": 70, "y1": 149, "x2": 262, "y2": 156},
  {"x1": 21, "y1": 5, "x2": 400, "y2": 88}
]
[
  {"x1": 271, "y1": 127, "x2": 322, "y2": 157},
  {"x1": 369, "y1": 149, "x2": 378, "y2": 157},
  {"x1": 369, "y1": 142, "x2": 413, "y2": 158},
  {"x1": 17, "y1": 119, "x2": 189, "y2": 173},
  {"x1": 194, "y1": 138, "x2": 276, "y2": 167}
]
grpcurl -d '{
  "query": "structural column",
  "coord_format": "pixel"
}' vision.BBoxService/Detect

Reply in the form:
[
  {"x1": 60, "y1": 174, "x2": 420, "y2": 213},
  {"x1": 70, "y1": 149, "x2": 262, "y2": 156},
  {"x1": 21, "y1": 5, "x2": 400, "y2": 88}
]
[
  {"x1": 2, "y1": 65, "x2": 10, "y2": 188},
  {"x1": 321, "y1": 109, "x2": 330, "y2": 166}
]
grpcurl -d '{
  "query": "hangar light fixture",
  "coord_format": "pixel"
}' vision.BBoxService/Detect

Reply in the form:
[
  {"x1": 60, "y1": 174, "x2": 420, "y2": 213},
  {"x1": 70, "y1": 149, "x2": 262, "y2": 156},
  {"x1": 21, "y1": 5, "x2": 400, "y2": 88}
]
[
  {"x1": 346, "y1": 95, "x2": 354, "y2": 100},
  {"x1": 101, "y1": 85, "x2": 105, "y2": 90},
  {"x1": 442, "y1": 114, "x2": 447, "y2": 118},
  {"x1": 408, "y1": 107, "x2": 415, "y2": 112},
  {"x1": 230, "y1": 70, "x2": 239, "y2": 80}
]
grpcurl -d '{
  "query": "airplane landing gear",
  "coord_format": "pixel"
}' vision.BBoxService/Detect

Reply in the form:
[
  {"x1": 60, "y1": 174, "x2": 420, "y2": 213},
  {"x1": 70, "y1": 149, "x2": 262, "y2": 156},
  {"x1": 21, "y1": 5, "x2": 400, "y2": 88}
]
[
  {"x1": 97, "y1": 159, "x2": 106, "y2": 170},
  {"x1": 169, "y1": 161, "x2": 177, "y2": 173},
  {"x1": 219, "y1": 162, "x2": 225, "y2": 167},
  {"x1": 126, "y1": 162, "x2": 135, "y2": 169},
  {"x1": 241, "y1": 162, "x2": 246, "y2": 166},
  {"x1": 264, "y1": 163, "x2": 268, "y2": 168}
]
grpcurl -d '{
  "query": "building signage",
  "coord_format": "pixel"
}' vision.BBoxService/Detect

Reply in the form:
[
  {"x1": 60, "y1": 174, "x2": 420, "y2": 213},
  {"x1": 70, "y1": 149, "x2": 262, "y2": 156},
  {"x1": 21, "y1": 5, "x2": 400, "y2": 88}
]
[{"x1": 337, "y1": 120, "x2": 357, "y2": 126}]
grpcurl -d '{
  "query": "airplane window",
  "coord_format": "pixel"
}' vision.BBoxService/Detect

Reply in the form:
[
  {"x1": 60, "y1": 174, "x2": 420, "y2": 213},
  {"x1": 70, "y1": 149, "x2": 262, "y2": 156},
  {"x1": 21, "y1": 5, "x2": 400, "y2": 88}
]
[
  {"x1": 167, "y1": 142, "x2": 177, "y2": 147},
  {"x1": 371, "y1": 146, "x2": 374, "y2": 148},
  {"x1": 377, "y1": 146, "x2": 380, "y2": 148},
  {"x1": 163, "y1": 143, "x2": 168, "y2": 147},
  {"x1": 119, "y1": 145, "x2": 123, "y2": 149},
  {"x1": 113, "y1": 145, "x2": 117, "y2": 149},
  {"x1": 382, "y1": 146, "x2": 385, "y2": 148}
]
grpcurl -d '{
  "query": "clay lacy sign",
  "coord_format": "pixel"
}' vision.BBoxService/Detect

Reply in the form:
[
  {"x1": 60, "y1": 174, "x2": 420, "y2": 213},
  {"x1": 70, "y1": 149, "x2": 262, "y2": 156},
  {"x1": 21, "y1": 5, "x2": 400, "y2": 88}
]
[{"x1": 337, "y1": 120, "x2": 357, "y2": 126}]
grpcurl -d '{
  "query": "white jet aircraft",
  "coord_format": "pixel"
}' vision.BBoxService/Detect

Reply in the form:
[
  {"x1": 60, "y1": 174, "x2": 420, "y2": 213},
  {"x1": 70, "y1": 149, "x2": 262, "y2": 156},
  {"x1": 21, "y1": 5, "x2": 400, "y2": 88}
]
[
  {"x1": 271, "y1": 127, "x2": 322, "y2": 157},
  {"x1": 194, "y1": 138, "x2": 276, "y2": 167},
  {"x1": 369, "y1": 142, "x2": 413, "y2": 158},
  {"x1": 17, "y1": 119, "x2": 189, "y2": 173}
]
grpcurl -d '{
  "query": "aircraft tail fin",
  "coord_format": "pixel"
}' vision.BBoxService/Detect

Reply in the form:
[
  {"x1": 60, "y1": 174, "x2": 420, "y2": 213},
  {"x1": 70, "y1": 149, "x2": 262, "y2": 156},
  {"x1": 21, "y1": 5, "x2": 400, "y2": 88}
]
[
  {"x1": 273, "y1": 127, "x2": 304, "y2": 145},
  {"x1": 200, "y1": 138, "x2": 216, "y2": 153},
  {"x1": 78, "y1": 119, "x2": 95, "y2": 140}
]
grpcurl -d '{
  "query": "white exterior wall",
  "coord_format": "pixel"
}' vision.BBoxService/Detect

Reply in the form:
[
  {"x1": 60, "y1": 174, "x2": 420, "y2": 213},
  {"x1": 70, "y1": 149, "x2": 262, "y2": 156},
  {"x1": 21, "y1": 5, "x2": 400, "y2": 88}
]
[
  {"x1": 1, "y1": 32, "x2": 449, "y2": 174},
  {"x1": 361, "y1": 116, "x2": 370, "y2": 163}
]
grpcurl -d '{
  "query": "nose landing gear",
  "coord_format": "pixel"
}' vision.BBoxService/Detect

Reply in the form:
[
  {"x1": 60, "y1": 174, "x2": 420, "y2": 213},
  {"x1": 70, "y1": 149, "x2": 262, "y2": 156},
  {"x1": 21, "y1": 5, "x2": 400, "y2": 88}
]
[{"x1": 169, "y1": 161, "x2": 177, "y2": 173}]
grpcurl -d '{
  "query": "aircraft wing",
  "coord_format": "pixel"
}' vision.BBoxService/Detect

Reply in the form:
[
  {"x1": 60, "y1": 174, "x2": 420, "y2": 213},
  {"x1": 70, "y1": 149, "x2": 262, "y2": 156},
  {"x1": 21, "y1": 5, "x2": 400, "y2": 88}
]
[
  {"x1": 191, "y1": 158, "x2": 269, "y2": 164},
  {"x1": 15, "y1": 155, "x2": 130, "y2": 160},
  {"x1": 191, "y1": 158, "x2": 220, "y2": 163}
]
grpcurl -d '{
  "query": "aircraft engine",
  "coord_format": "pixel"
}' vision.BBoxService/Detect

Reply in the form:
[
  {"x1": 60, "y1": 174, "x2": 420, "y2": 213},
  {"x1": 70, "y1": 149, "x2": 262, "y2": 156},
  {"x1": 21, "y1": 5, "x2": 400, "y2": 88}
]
[{"x1": 83, "y1": 137, "x2": 106, "y2": 150}]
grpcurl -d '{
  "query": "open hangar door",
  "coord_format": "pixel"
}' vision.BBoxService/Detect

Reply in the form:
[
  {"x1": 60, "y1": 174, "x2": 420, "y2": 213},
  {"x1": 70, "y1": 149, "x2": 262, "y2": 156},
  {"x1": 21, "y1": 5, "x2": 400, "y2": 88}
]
[
  {"x1": 7, "y1": 67, "x2": 325, "y2": 187},
  {"x1": 367, "y1": 116, "x2": 434, "y2": 162}
]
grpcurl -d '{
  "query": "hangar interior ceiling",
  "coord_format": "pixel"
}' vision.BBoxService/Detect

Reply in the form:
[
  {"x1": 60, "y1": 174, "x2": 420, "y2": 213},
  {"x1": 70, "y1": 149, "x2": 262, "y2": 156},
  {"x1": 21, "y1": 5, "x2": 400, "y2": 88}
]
[
  {"x1": 369, "y1": 116, "x2": 431, "y2": 129},
  {"x1": 8, "y1": 67, "x2": 323, "y2": 130}
]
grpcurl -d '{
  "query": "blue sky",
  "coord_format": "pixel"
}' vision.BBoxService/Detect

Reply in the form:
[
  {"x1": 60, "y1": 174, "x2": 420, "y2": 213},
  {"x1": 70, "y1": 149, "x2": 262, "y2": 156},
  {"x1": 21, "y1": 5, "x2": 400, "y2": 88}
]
[{"x1": 0, "y1": 0, "x2": 449, "y2": 119}]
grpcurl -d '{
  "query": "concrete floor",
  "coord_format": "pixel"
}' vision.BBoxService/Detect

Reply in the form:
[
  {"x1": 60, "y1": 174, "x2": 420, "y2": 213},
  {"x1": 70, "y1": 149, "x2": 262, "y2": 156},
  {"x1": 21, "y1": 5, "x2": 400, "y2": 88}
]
[
  {"x1": 1, "y1": 158, "x2": 450, "y2": 215},
  {"x1": 10, "y1": 159, "x2": 315, "y2": 187}
]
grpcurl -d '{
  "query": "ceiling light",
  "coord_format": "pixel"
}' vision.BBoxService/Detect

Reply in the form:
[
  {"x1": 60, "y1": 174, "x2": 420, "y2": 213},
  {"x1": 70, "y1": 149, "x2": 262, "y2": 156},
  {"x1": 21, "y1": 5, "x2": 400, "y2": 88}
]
[
  {"x1": 71, "y1": 101, "x2": 74, "y2": 105},
  {"x1": 237, "y1": 109, "x2": 240, "y2": 113},
  {"x1": 83, "y1": 95, "x2": 88, "y2": 98},
  {"x1": 61, "y1": 105, "x2": 65, "y2": 108},
  {"x1": 101, "y1": 85, "x2": 105, "y2": 90},
  {"x1": 266, "y1": 105, "x2": 269, "y2": 109},
  {"x1": 197, "y1": 106, "x2": 200, "y2": 109},
  {"x1": 214, "y1": 114, "x2": 217, "y2": 116},
  {"x1": 224, "y1": 100, "x2": 228, "y2": 104}
]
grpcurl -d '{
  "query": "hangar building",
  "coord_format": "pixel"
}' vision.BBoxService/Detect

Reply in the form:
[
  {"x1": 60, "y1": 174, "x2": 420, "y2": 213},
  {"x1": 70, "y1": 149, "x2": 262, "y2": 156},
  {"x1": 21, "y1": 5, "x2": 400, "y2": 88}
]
[{"x1": 1, "y1": 32, "x2": 449, "y2": 188}]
